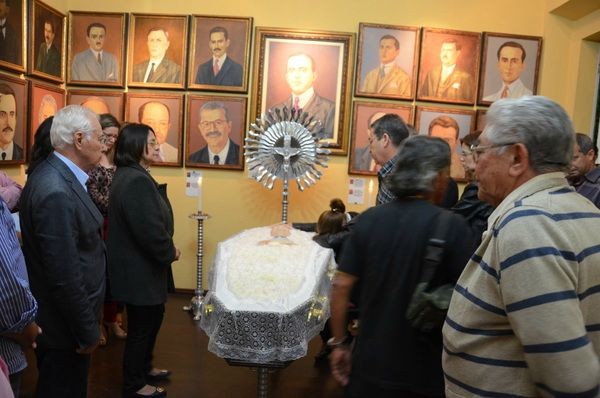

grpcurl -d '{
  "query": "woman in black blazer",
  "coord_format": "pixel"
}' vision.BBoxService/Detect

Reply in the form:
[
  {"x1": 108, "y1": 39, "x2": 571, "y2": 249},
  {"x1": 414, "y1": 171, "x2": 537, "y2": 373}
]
[{"x1": 107, "y1": 123, "x2": 180, "y2": 398}]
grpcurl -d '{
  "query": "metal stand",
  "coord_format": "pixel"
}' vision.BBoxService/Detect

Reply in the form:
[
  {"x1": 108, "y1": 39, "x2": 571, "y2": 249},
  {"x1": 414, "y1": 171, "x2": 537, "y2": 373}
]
[
  {"x1": 281, "y1": 178, "x2": 289, "y2": 224},
  {"x1": 183, "y1": 211, "x2": 210, "y2": 320},
  {"x1": 225, "y1": 359, "x2": 291, "y2": 398}
]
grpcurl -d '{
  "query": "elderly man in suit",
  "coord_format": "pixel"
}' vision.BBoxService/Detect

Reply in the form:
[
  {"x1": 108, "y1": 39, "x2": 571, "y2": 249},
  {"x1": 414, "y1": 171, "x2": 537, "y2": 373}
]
[
  {"x1": 0, "y1": 83, "x2": 23, "y2": 161},
  {"x1": 0, "y1": 0, "x2": 19, "y2": 64},
  {"x1": 361, "y1": 35, "x2": 411, "y2": 97},
  {"x1": 71, "y1": 22, "x2": 119, "y2": 82},
  {"x1": 20, "y1": 105, "x2": 105, "y2": 398},
  {"x1": 195, "y1": 26, "x2": 243, "y2": 86},
  {"x1": 132, "y1": 27, "x2": 181, "y2": 84},
  {"x1": 138, "y1": 101, "x2": 178, "y2": 163},
  {"x1": 188, "y1": 101, "x2": 239, "y2": 165},
  {"x1": 35, "y1": 19, "x2": 60, "y2": 76}
]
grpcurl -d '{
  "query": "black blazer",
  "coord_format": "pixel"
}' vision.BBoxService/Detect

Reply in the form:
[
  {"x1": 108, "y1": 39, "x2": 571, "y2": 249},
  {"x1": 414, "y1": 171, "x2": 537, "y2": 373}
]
[
  {"x1": 20, "y1": 153, "x2": 106, "y2": 350},
  {"x1": 195, "y1": 56, "x2": 243, "y2": 86},
  {"x1": 188, "y1": 139, "x2": 239, "y2": 165},
  {"x1": 107, "y1": 164, "x2": 176, "y2": 306}
]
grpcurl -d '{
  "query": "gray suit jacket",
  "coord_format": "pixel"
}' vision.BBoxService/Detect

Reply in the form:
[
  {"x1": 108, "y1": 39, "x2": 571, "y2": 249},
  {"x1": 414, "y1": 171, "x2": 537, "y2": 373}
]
[
  {"x1": 71, "y1": 49, "x2": 119, "y2": 82},
  {"x1": 272, "y1": 92, "x2": 335, "y2": 139},
  {"x1": 20, "y1": 153, "x2": 105, "y2": 350},
  {"x1": 132, "y1": 58, "x2": 181, "y2": 84}
]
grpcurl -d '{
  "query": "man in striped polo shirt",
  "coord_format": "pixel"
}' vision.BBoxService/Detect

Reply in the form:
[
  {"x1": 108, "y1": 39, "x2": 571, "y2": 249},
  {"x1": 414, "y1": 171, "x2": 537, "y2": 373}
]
[{"x1": 443, "y1": 95, "x2": 600, "y2": 397}]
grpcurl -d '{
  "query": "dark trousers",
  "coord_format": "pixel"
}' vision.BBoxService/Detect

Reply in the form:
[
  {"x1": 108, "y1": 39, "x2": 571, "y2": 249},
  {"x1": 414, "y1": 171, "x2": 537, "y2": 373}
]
[
  {"x1": 123, "y1": 303, "x2": 165, "y2": 395},
  {"x1": 9, "y1": 370, "x2": 22, "y2": 398},
  {"x1": 34, "y1": 347, "x2": 91, "y2": 398},
  {"x1": 346, "y1": 374, "x2": 439, "y2": 398}
]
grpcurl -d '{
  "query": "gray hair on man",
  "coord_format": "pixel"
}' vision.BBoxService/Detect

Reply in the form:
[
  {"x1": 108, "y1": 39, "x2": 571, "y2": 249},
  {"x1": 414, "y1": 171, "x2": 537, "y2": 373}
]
[
  {"x1": 50, "y1": 105, "x2": 99, "y2": 150},
  {"x1": 484, "y1": 96, "x2": 574, "y2": 173},
  {"x1": 388, "y1": 135, "x2": 451, "y2": 198}
]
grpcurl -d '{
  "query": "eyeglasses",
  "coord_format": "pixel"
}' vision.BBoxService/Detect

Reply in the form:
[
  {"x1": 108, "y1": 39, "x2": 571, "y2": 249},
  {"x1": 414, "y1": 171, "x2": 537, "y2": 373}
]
[
  {"x1": 470, "y1": 142, "x2": 518, "y2": 161},
  {"x1": 199, "y1": 119, "x2": 227, "y2": 130},
  {"x1": 147, "y1": 139, "x2": 159, "y2": 148}
]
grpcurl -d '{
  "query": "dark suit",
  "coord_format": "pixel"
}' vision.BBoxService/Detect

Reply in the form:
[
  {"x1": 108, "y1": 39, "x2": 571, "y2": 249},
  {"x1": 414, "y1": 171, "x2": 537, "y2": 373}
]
[
  {"x1": 20, "y1": 153, "x2": 105, "y2": 397},
  {"x1": 11, "y1": 143, "x2": 23, "y2": 161},
  {"x1": 132, "y1": 58, "x2": 181, "y2": 84},
  {"x1": 195, "y1": 56, "x2": 243, "y2": 86},
  {"x1": 273, "y1": 92, "x2": 335, "y2": 139},
  {"x1": 0, "y1": 23, "x2": 19, "y2": 64},
  {"x1": 36, "y1": 42, "x2": 61, "y2": 76},
  {"x1": 188, "y1": 139, "x2": 240, "y2": 165},
  {"x1": 420, "y1": 65, "x2": 473, "y2": 102}
]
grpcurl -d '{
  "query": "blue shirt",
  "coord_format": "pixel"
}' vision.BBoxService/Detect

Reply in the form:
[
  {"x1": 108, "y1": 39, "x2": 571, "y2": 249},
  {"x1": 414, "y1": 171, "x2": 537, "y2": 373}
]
[
  {"x1": 54, "y1": 151, "x2": 89, "y2": 191},
  {"x1": 0, "y1": 198, "x2": 37, "y2": 374}
]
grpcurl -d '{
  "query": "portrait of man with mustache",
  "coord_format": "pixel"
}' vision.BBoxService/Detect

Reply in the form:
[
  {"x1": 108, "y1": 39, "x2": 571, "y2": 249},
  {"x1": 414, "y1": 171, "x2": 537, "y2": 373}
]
[
  {"x1": 0, "y1": 83, "x2": 23, "y2": 161},
  {"x1": 188, "y1": 101, "x2": 239, "y2": 165}
]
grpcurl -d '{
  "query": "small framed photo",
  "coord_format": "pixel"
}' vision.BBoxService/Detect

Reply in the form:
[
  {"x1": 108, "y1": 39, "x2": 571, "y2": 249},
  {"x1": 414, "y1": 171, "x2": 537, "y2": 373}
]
[
  {"x1": 125, "y1": 92, "x2": 184, "y2": 167},
  {"x1": 478, "y1": 33, "x2": 542, "y2": 105},
  {"x1": 417, "y1": 27, "x2": 481, "y2": 105},
  {"x1": 415, "y1": 106, "x2": 475, "y2": 182},
  {"x1": 30, "y1": 0, "x2": 65, "y2": 82},
  {"x1": 348, "y1": 100, "x2": 413, "y2": 176},
  {"x1": 355, "y1": 23, "x2": 419, "y2": 100},
  {"x1": 127, "y1": 14, "x2": 188, "y2": 89},
  {"x1": 185, "y1": 94, "x2": 246, "y2": 170},
  {"x1": 67, "y1": 89, "x2": 124, "y2": 120},
  {"x1": 187, "y1": 15, "x2": 252, "y2": 92},
  {"x1": 0, "y1": 73, "x2": 27, "y2": 163},
  {"x1": 253, "y1": 27, "x2": 355, "y2": 155},
  {"x1": 0, "y1": 0, "x2": 27, "y2": 73},
  {"x1": 67, "y1": 11, "x2": 127, "y2": 87},
  {"x1": 29, "y1": 80, "x2": 64, "y2": 148}
]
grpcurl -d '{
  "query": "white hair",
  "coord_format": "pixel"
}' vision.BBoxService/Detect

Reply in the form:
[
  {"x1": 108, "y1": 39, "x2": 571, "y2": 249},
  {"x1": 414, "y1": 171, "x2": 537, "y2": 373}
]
[{"x1": 50, "y1": 105, "x2": 98, "y2": 150}]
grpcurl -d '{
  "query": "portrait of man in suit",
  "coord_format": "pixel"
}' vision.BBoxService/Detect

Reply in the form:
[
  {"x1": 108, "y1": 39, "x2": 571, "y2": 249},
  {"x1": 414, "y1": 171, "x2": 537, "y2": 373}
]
[
  {"x1": 427, "y1": 115, "x2": 464, "y2": 180},
  {"x1": 195, "y1": 26, "x2": 242, "y2": 87},
  {"x1": 71, "y1": 22, "x2": 118, "y2": 82},
  {"x1": 188, "y1": 101, "x2": 239, "y2": 166},
  {"x1": 36, "y1": 19, "x2": 61, "y2": 76},
  {"x1": 132, "y1": 27, "x2": 181, "y2": 84},
  {"x1": 353, "y1": 111, "x2": 385, "y2": 172},
  {"x1": 272, "y1": 53, "x2": 335, "y2": 139},
  {"x1": 0, "y1": 0, "x2": 19, "y2": 65},
  {"x1": 482, "y1": 41, "x2": 532, "y2": 102},
  {"x1": 138, "y1": 100, "x2": 178, "y2": 163},
  {"x1": 361, "y1": 35, "x2": 411, "y2": 97},
  {"x1": 0, "y1": 83, "x2": 23, "y2": 161}
]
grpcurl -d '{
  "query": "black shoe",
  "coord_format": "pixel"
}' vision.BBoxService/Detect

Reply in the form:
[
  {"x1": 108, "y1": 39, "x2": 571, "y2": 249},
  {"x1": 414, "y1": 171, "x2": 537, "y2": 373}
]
[
  {"x1": 130, "y1": 386, "x2": 167, "y2": 397},
  {"x1": 147, "y1": 369, "x2": 171, "y2": 381}
]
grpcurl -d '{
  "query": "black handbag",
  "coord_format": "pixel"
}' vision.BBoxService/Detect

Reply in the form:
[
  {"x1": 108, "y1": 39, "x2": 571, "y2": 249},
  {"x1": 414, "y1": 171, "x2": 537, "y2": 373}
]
[{"x1": 405, "y1": 211, "x2": 454, "y2": 333}]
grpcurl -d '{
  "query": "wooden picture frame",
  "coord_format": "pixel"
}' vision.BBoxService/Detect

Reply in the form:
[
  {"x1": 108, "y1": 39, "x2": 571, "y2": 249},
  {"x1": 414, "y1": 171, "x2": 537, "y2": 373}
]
[
  {"x1": 125, "y1": 92, "x2": 184, "y2": 167},
  {"x1": 67, "y1": 89, "x2": 124, "y2": 120},
  {"x1": 253, "y1": 27, "x2": 355, "y2": 155},
  {"x1": 348, "y1": 100, "x2": 413, "y2": 176},
  {"x1": 415, "y1": 106, "x2": 476, "y2": 182},
  {"x1": 417, "y1": 27, "x2": 481, "y2": 105},
  {"x1": 355, "y1": 23, "x2": 419, "y2": 101},
  {"x1": 127, "y1": 14, "x2": 188, "y2": 89},
  {"x1": 185, "y1": 94, "x2": 246, "y2": 170},
  {"x1": 29, "y1": 80, "x2": 64, "y2": 150},
  {"x1": 0, "y1": 0, "x2": 27, "y2": 73},
  {"x1": 478, "y1": 32, "x2": 542, "y2": 105},
  {"x1": 67, "y1": 11, "x2": 127, "y2": 87},
  {"x1": 0, "y1": 72, "x2": 27, "y2": 164},
  {"x1": 30, "y1": 0, "x2": 65, "y2": 83},
  {"x1": 476, "y1": 108, "x2": 487, "y2": 131},
  {"x1": 187, "y1": 15, "x2": 252, "y2": 93}
]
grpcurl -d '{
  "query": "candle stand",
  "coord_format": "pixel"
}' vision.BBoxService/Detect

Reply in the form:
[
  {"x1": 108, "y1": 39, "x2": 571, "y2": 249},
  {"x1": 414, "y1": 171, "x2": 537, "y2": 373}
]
[{"x1": 183, "y1": 211, "x2": 210, "y2": 320}]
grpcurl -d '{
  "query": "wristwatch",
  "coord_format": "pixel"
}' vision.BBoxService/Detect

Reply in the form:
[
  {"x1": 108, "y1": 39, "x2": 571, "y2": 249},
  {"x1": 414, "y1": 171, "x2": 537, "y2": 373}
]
[{"x1": 326, "y1": 336, "x2": 348, "y2": 348}]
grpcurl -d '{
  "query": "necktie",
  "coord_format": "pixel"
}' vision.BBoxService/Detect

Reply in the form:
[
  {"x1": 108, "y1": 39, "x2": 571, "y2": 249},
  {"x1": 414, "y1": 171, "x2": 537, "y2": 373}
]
[
  {"x1": 213, "y1": 60, "x2": 220, "y2": 76},
  {"x1": 1, "y1": 152, "x2": 5, "y2": 160},
  {"x1": 501, "y1": 85, "x2": 509, "y2": 99},
  {"x1": 213, "y1": 155, "x2": 220, "y2": 165},
  {"x1": 379, "y1": 66, "x2": 385, "y2": 79},
  {"x1": 293, "y1": 97, "x2": 300, "y2": 112},
  {"x1": 97, "y1": 52, "x2": 102, "y2": 64},
  {"x1": 146, "y1": 62, "x2": 156, "y2": 82}
]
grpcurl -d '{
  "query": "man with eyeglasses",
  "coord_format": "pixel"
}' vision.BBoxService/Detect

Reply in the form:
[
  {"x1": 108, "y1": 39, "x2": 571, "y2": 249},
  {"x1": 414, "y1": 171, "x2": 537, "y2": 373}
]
[
  {"x1": 443, "y1": 96, "x2": 600, "y2": 397},
  {"x1": 138, "y1": 101, "x2": 177, "y2": 163},
  {"x1": 188, "y1": 101, "x2": 239, "y2": 165}
]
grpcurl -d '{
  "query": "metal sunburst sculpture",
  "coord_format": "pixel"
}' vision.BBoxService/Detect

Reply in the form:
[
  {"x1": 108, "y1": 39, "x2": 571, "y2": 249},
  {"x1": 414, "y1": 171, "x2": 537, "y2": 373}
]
[{"x1": 244, "y1": 106, "x2": 331, "y2": 223}]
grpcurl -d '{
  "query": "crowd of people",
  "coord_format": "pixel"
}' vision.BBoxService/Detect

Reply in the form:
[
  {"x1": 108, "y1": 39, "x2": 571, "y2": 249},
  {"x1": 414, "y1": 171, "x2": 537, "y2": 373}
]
[{"x1": 1, "y1": 95, "x2": 600, "y2": 398}]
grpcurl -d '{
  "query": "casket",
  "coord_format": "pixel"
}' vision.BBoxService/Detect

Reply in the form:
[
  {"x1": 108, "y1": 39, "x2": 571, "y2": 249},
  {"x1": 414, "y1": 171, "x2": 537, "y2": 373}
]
[{"x1": 200, "y1": 226, "x2": 336, "y2": 363}]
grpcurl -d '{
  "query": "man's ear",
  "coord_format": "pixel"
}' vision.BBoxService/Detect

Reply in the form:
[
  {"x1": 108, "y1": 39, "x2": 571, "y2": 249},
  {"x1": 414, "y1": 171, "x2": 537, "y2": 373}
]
[
  {"x1": 73, "y1": 131, "x2": 84, "y2": 150},
  {"x1": 508, "y1": 143, "x2": 529, "y2": 177}
]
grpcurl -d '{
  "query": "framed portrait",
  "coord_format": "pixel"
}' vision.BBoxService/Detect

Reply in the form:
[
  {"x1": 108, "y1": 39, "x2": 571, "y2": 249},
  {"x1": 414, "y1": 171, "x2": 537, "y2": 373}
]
[
  {"x1": 185, "y1": 94, "x2": 246, "y2": 170},
  {"x1": 29, "y1": 80, "x2": 64, "y2": 149},
  {"x1": 348, "y1": 100, "x2": 413, "y2": 176},
  {"x1": 187, "y1": 15, "x2": 252, "y2": 93},
  {"x1": 253, "y1": 27, "x2": 355, "y2": 155},
  {"x1": 478, "y1": 33, "x2": 542, "y2": 105},
  {"x1": 30, "y1": 0, "x2": 65, "y2": 83},
  {"x1": 355, "y1": 23, "x2": 419, "y2": 101},
  {"x1": 0, "y1": 0, "x2": 27, "y2": 73},
  {"x1": 127, "y1": 14, "x2": 188, "y2": 90},
  {"x1": 67, "y1": 11, "x2": 127, "y2": 87},
  {"x1": 416, "y1": 27, "x2": 481, "y2": 105},
  {"x1": 125, "y1": 92, "x2": 184, "y2": 167},
  {"x1": 67, "y1": 89, "x2": 124, "y2": 120},
  {"x1": 476, "y1": 109, "x2": 487, "y2": 131},
  {"x1": 0, "y1": 73, "x2": 27, "y2": 164},
  {"x1": 415, "y1": 106, "x2": 475, "y2": 182}
]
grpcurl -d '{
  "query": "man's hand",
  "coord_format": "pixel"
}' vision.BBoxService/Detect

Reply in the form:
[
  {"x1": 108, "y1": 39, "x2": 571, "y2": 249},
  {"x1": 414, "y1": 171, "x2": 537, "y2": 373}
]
[
  {"x1": 329, "y1": 346, "x2": 352, "y2": 386},
  {"x1": 174, "y1": 246, "x2": 181, "y2": 261},
  {"x1": 5, "y1": 322, "x2": 42, "y2": 349}
]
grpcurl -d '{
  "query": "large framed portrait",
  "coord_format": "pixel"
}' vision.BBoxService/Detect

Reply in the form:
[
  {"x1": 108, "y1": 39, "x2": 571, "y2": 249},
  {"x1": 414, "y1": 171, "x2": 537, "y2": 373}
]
[
  {"x1": 0, "y1": 73, "x2": 27, "y2": 164},
  {"x1": 127, "y1": 14, "x2": 188, "y2": 89},
  {"x1": 253, "y1": 27, "x2": 355, "y2": 155},
  {"x1": 478, "y1": 33, "x2": 542, "y2": 105},
  {"x1": 348, "y1": 100, "x2": 413, "y2": 176},
  {"x1": 30, "y1": 0, "x2": 65, "y2": 83},
  {"x1": 125, "y1": 92, "x2": 184, "y2": 167},
  {"x1": 415, "y1": 106, "x2": 475, "y2": 182},
  {"x1": 187, "y1": 15, "x2": 252, "y2": 93},
  {"x1": 185, "y1": 94, "x2": 246, "y2": 170},
  {"x1": 355, "y1": 23, "x2": 419, "y2": 101},
  {"x1": 416, "y1": 27, "x2": 481, "y2": 105},
  {"x1": 67, "y1": 11, "x2": 127, "y2": 87},
  {"x1": 67, "y1": 89, "x2": 124, "y2": 120},
  {"x1": 0, "y1": 0, "x2": 27, "y2": 73},
  {"x1": 29, "y1": 80, "x2": 64, "y2": 149}
]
